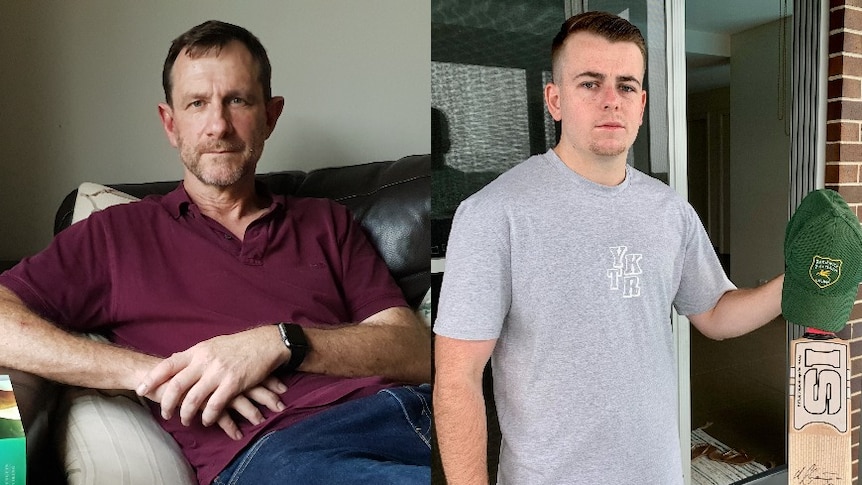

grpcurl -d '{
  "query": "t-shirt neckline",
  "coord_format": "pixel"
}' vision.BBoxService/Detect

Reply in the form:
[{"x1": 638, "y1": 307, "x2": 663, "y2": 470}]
[{"x1": 545, "y1": 148, "x2": 632, "y2": 197}]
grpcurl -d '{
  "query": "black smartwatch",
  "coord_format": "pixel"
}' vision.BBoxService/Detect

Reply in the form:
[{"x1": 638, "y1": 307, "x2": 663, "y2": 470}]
[{"x1": 276, "y1": 322, "x2": 309, "y2": 371}]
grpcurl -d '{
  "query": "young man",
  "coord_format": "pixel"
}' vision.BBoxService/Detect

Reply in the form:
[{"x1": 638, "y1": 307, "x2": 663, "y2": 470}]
[
  {"x1": 433, "y1": 11, "x2": 783, "y2": 484},
  {"x1": 0, "y1": 21, "x2": 430, "y2": 485}
]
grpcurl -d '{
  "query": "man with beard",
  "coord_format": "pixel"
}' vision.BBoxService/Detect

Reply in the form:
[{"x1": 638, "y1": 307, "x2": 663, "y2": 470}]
[{"x1": 0, "y1": 20, "x2": 430, "y2": 485}]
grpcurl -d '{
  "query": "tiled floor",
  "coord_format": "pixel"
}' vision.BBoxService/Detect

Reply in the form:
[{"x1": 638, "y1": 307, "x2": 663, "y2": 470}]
[{"x1": 690, "y1": 317, "x2": 787, "y2": 468}]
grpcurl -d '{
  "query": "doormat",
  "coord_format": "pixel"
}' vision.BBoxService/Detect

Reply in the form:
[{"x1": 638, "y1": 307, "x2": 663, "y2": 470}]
[{"x1": 691, "y1": 428, "x2": 768, "y2": 485}]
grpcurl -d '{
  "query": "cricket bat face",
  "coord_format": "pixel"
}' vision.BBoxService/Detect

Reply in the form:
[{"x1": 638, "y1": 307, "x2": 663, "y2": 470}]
[{"x1": 788, "y1": 332, "x2": 851, "y2": 484}]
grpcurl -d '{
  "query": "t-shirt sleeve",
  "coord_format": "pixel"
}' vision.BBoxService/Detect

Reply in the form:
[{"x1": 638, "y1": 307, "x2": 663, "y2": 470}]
[
  {"x1": 672, "y1": 203, "x2": 736, "y2": 316},
  {"x1": 0, "y1": 215, "x2": 113, "y2": 330},
  {"x1": 434, "y1": 195, "x2": 511, "y2": 341},
  {"x1": 330, "y1": 202, "x2": 408, "y2": 322}
]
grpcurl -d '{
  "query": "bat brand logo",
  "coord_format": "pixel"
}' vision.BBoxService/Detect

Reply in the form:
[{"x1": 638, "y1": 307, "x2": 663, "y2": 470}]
[
  {"x1": 791, "y1": 341, "x2": 848, "y2": 433},
  {"x1": 808, "y1": 256, "x2": 842, "y2": 289}
]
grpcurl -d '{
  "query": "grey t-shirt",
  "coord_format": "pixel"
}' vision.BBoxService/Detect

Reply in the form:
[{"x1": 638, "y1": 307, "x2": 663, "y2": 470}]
[{"x1": 435, "y1": 150, "x2": 735, "y2": 485}]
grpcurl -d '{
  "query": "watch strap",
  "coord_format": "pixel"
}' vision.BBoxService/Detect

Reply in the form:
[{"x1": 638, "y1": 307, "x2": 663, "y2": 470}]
[{"x1": 277, "y1": 322, "x2": 308, "y2": 371}]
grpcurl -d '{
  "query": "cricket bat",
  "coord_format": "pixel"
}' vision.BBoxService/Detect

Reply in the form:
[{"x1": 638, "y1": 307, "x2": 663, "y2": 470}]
[{"x1": 788, "y1": 328, "x2": 851, "y2": 484}]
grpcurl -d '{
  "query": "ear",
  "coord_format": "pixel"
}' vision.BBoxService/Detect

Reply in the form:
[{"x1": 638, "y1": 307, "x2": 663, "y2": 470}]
[
  {"x1": 638, "y1": 90, "x2": 647, "y2": 126},
  {"x1": 157, "y1": 103, "x2": 179, "y2": 148},
  {"x1": 544, "y1": 82, "x2": 562, "y2": 122},
  {"x1": 264, "y1": 96, "x2": 285, "y2": 139}
]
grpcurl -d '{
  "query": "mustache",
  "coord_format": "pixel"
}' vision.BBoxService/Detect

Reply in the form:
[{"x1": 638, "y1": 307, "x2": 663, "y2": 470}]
[{"x1": 201, "y1": 141, "x2": 245, "y2": 152}]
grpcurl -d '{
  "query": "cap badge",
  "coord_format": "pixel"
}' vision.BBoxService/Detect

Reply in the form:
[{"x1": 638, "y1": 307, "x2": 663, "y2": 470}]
[{"x1": 809, "y1": 255, "x2": 842, "y2": 289}]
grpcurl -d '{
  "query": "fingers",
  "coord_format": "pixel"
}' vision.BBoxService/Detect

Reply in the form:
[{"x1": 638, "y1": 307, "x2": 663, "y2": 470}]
[
  {"x1": 136, "y1": 352, "x2": 185, "y2": 399},
  {"x1": 204, "y1": 378, "x2": 288, "y2": 426},
  {"x1": 198, "y1": 380, "x2": 241, "y2": 427},
  {"x1": 157, "y1": 378, "x2": 288, "y2": 437},
  {"x1": 224, "y1": 394, "x2": 264, "y2": 429},
  {"x1": 136, "y1": 354, "x2": 195, "y2": 421},
  {"x1": 216, "y1": 413, "x2": 244, "y2": 441},
  {"x1": 207, "y1": 386, "x2": 288, "y2": 440},
  {"x1": 138, "y1": 336, "x2": 289, "y2": 428},
  {"x1": 164, "y1": 362, "x2": 222, "y2": 423},
  {"x1": 203, "y1": 379, "x2": 287, "y2": 426},
  {"x1": 261, "y1": 375, "x2": 289, "y2": 394},
  {"x1": 245, "y1": 379, "x2": 288, "y2": 414},
  {"x1": 139, "y1": 351, "x2": 235, "y2": 425},
  {"x1": 140, "y1": 327, "x2": 287, "y2": 426},
  {"x1": 194, "y1": 373, "x2": 287, "y2": 426},
  {"x1": 213, "y1": 388, "x2": 286, "y2": 441}
]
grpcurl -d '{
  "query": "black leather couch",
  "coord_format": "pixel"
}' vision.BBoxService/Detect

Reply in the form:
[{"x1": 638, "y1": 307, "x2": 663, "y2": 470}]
[{"x1": 1, "y1": 154, "x2": 430, "y2": 484}]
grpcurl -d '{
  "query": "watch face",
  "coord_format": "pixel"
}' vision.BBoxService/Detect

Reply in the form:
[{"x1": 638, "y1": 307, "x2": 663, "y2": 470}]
[
  {"x1": 278, "y1": 323, "x2": 291, "y2": 347},
  {"x1": 279, "y1": 323, "x2": 307, "y2": 349},
  {"x1": 277, "y1": 322, "x2": 308, "y2": 371}
]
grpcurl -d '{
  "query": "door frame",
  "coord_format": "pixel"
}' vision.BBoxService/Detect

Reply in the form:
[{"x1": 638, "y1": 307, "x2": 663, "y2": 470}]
[{"x1": 664, "y1": 0, "x2": 692, "y2": 482}]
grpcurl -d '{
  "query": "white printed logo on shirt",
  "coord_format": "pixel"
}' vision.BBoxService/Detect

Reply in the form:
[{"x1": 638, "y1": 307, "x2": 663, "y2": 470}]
[{"x1": 607, "y1": 246, "x2": 642, "y2": 298}]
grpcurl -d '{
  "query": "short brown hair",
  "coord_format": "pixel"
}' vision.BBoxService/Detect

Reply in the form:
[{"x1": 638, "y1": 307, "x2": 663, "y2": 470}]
[
  {"x1": 551, "y1": 11, "x2": 646, "y2": 82},
  {"x1": 162, "y1": 20, "x2": 272, "y2": 105}
]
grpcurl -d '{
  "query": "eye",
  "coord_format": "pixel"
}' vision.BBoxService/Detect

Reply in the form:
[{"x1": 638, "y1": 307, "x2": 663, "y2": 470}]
[
  {"x1": 230, "y1": 97, "x2": 247, "y2": 105},
  {"x1": 581, "y1": 81, "x2": 597, "y2": 89},
  {"x1": 188, "y1": 100, "x2": 204, "y2": 109},
  {"x1": 619, "y1": 85, "x2": 637, "y2": 93}
]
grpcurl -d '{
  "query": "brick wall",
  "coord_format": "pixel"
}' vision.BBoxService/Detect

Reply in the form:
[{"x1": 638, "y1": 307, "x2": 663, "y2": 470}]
[{"x1": 827, "y1": 1, "x2": 862, "y2": 482}]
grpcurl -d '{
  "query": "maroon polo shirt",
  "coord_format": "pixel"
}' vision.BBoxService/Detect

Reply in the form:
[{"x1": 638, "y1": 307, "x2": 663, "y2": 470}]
[{"x1": 0, "y1": 183, "x2": 408, "y2": 484}]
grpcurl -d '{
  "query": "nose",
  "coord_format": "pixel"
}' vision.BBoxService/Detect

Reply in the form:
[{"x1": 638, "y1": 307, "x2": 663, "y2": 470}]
[
  {"x1": 600, "y1": 85, "x2": 620, "y2": 110},
  {"x1": 205, "y1": 104, "x2": 232, "y2": 138}
]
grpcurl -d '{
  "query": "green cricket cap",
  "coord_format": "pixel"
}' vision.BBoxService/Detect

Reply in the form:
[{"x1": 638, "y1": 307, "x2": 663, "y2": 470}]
[{"x1": 782, "y1": 189, "x2": 862, "y2": 332}]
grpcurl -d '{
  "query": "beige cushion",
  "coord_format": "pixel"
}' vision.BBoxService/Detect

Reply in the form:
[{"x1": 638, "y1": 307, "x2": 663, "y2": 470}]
[
  {"x1": 63, "y1": 184, "x2": 195, "y2": 485},
  {"x1": 63, "y1": 390, "x2": 196, "y2": 485},
  {"x1": 72, "y1": 182, "x2": 140, "y2": 224}
]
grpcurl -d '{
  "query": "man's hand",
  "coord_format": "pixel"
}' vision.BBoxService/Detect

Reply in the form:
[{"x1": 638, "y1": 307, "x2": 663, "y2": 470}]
[
  {"x1": 142, "y1": 375, "x2": 287, "y2": 440},
  {"x1": 0, "y1": 286, "x2": 288, "y2": 440},
  {"x1": 136, "y1": 326, "x2": 286, "y2": 431}
]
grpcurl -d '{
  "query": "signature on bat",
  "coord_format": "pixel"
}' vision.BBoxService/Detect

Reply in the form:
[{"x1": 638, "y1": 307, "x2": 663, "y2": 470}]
[{"x1": 794, "y1": 464, "x2": 842, "y2": 485}]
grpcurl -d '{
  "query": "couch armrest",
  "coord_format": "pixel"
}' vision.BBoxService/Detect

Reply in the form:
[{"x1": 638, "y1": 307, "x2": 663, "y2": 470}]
[{"x1": 0, "y1": 368, "x2": 66, "y2": 484}]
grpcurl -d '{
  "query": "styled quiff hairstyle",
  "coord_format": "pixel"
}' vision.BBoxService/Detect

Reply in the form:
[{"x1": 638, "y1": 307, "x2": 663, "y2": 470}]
[
  {"x1": 162, "y1": 20, "x2": 272, "y2": 105},
  {"x1": 550, "y1": 11, "x2": 647, "y2": 83}
]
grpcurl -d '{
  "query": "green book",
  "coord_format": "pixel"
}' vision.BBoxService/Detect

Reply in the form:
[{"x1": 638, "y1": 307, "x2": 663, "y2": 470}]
[{"x1": 0, "y1": 375, "x2": 24, "y2": 485}]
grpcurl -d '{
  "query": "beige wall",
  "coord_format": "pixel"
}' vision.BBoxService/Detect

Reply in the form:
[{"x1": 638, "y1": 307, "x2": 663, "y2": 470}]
[
  {"x1": 0, "y1": 0, "x2": 430, "y2": 260},
  {"x1": 728, "y1": 18, "x2": 790, "y2": 287}
]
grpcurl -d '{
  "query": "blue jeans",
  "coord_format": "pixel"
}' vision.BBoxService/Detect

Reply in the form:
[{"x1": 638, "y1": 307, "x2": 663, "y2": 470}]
[{"x1": 212, "y1": 384, "x2": 431, "y2": 485}]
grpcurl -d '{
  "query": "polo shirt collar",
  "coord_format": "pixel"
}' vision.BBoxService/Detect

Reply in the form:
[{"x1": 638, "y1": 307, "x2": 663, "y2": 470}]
[{"x1": 160, "y1": 181, "x2": 286, "y2": 219}]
